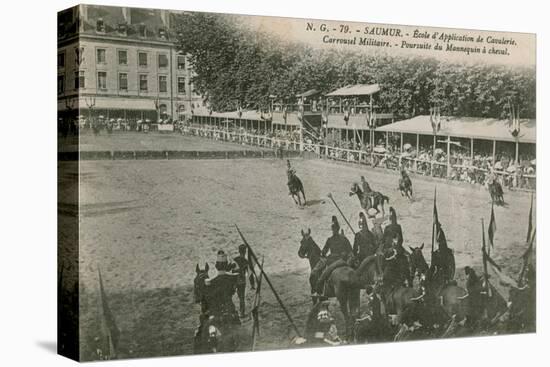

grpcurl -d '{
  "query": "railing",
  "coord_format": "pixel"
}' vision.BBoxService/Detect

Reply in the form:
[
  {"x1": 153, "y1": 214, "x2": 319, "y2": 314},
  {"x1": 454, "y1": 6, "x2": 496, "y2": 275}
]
[
  {"x1": 184, "y1": 126, "x2": 535, "y2": 192},
  {"x1": 185, "y1": 127, "x2": 302, "y2": 151}
]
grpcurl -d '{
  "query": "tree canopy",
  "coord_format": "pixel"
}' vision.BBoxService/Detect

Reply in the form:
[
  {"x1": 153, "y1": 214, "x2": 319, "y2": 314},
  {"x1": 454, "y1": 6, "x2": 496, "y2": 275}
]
[{"x1": 173, "y1": 13, "x2": 535, "y2": 119}]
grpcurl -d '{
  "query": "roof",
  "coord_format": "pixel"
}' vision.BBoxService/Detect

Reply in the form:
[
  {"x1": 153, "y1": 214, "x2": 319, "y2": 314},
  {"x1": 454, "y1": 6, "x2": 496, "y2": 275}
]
[
  {"x1": 326, "y1": 84, "x2": 380, "y2": 97},
  {"x1": 194, "y1": 110, "x2": 302, "y2": 126},
  {"x1": 376, "y1": 115, "x2": 536, "y2": 143},
  {"x1": 296, "y1": 89, "x2": 320, "y2": 98}
]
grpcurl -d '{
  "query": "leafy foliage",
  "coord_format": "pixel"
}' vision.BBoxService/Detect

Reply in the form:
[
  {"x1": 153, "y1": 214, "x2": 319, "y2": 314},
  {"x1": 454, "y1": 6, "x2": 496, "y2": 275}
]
[{"x1": 173, "y1": 13, "x2": 535, "y2": 119}]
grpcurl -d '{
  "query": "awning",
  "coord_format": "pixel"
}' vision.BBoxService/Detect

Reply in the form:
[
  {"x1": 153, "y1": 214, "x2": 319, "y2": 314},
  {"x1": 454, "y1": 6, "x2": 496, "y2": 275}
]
[
  {"x1": 376, "y1": 115, "x2": 536, "y2": 143},
  {"x1": 326, "y1": 84, "x2": 380, "y2": 97},
  {"x1": 296, "y1": 89, "x2": 320, "y2": 98},
  {"x1": 58, "y1": 96, "x2": 160, "y2": 111},
  {"x1": 194, "y1": 110, "x2": 264, "y2": 121}
]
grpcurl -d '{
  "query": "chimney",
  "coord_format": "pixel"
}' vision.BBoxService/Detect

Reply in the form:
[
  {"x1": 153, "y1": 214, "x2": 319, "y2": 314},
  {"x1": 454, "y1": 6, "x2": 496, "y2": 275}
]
[
  {"x1": 122, "y1": 7, "x2": 130, "y2": 23},
  {"x1": 138, "y1": 23, "x2": 146, "y2": 37}
]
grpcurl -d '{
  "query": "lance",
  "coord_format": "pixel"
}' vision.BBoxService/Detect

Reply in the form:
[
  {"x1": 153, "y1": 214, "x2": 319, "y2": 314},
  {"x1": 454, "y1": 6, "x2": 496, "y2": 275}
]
[
  {"x1": 251, "y1": 256, "x2": 264, "y2": 351},
  {"x1": 235, "y1": 225, "x2": 302, "y2": 338},
  {"x1": 327, "y1": 192, "x2": 356, "y2": 235},
  {"x1": 481, "y1": 218, "x2": 491, "y2": 298}
]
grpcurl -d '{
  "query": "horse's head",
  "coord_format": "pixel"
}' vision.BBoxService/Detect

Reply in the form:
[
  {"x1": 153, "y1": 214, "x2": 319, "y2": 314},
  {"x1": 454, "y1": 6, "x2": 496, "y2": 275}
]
[
  {"x1": 349, "y1": 182, "x2": 361, "y2": 197},
  {"x1": 299, "y1": 228, "x2": 320, "y2": 259},
  {"x1": 193, "y1": 263, "x2": 210, "y2": 304},
  {"x1": 408, "y1": 243, "x2": 429, "y2": 278}
]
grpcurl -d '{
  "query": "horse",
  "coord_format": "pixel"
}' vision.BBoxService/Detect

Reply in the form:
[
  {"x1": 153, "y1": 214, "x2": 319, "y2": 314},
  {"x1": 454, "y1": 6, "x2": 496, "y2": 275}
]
[
  {"x1": 288, "y1": 171, "x2": 306, "y2": 206},
  {"x1": 488, "y1": 178, "x2": 504, "y2": 205},
  {"x1": 298, "y1": 229, "x2": 383, "y2": 338},
  {"x1": 398, "y1": 169, "x2": 413, "y2": 200},
  {"x1": 192, "y1": 263, "x2": 242, "y2": 354},
  {"x1": 374, "y1": 247, "x2": 427, "y2": 325},
  {"x1": 407, "y1": 247, "x2": 468, "y2": 322},
  {"x1": 349, "y1": 182, "x2": 389, "y2": 217}
]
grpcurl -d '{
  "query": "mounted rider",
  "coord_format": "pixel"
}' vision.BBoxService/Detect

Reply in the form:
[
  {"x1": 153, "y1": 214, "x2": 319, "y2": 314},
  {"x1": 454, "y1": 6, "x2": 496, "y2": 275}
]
[
  {"x1": 287, "y1": 159, "x2": 297, "y2": 193},
  {"x1": 204, "y1": 250, "x2": 241, "y2": 326},
  {"x1": 353, "y1": 212, "x2": 377, "y2": 263},
  {"x1": 360, "y1": 175, "x2": 376, "y2": 209},
  {"x1": 311, "y1": 216, "x2": 353, "y2": 297},
  {"x1": 382, "y1": 207, "x2": 404, "y2": 252},
  {"x1": 461, "y1": 266, "x2": 483, "y2": 327},
  {"x1": 366, "y1": 208, "x2": 385, "y2": 248},
  {"x1": 428, "y1": 226, "x2": 455, "y2": 284}
]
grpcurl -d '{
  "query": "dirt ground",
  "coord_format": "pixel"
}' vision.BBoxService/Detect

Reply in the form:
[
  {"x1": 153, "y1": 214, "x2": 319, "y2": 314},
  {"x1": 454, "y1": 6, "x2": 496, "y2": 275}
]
[{"x1": 59, "y1": 155, "x2": 534, "y2": 360}]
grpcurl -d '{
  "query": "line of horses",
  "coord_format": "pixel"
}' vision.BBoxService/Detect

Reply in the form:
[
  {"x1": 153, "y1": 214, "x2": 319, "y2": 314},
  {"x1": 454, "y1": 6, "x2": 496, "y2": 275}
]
[{"x1": 192, "y1": 161, "x2": 525, "y2": 354}]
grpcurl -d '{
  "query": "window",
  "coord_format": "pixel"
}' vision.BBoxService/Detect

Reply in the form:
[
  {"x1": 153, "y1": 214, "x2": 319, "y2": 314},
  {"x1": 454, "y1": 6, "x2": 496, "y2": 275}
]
[
  {"x1": 119, "y1": 73, "x2": 128, "y2": 91},
  {"x1": 96, "y1": 19, "x2": 105, "y2": 33},
  {"x1": 139, "y1": 74, "x2": 148, "y2": 92},
  {"x1": 57, "y1": 75, "x2": 65, "y2": 94},
  {"x1": 158, "y1": 75, "x2": 167, "y2": 93},
  {"x1": 159, "y1": 104, "x2": 167, "y2": 116},
  {"x1": 97, "y1": 72, "x2": 107, "y2": 90},
  {"x1": 138, "y1": 52, "x2": 147, "y2": 67},
  {"x1": 158, "y1": 54, "x2": 168, "y2": 68},
  {"x1": 177, "y1": 55, "x2": 185, "y2": 70},
  {"x1": 58, "y1": 52, "x2": 65, "y2": 68},
  {"x1": 96, "y1": 48, "x2": 106, "y2": 64},
  {"x1": 74, "y1": 71, "x2": 84, "y2": 89},
  {"x1": 177, "y1": 77, "x2": 185, "y2": 94},
  {"x1": 118, "y1": 50, "x2": 127, "y2": 65}
]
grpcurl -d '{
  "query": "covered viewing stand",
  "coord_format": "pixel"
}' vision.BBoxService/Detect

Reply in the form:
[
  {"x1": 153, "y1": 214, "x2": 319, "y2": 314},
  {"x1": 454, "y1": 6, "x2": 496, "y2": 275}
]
[
  {"x1": 376, "y1": 115, "x2": 536, "y2": 169},
  {"x1": 325, "y1": 83, "x2": 380, "y2": 115},
  {"x1": 323, "y1": 83, "x2": 393, "y2": 146},
  {"x1": 191, "y1": 110, "x2": 303, "y2": 135}
]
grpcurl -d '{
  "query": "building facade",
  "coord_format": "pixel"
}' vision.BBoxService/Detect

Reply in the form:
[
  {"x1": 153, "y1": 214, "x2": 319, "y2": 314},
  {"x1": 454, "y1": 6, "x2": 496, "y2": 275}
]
[{"x1": 57, "y1": 4, "x2": 203, "y2": 123}]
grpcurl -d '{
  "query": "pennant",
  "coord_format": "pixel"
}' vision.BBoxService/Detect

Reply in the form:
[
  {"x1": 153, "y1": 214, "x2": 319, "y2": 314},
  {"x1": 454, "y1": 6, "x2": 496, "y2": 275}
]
[
  {"x1": 488, "y1": 204, "x2": 497, "y2": 248},
  {"x1": 431, "y1": 187, "x2": 440, "y2": 257},
  {"x1": 526, "y1": 194, "x2": 533, "y2": 244},
  {"x1": 430, "y1": 106, "x2": 441, "y2": 135},
  {"x1": 483, "y1": 246, "x2": 518, "y2": 289},
  {"x1": 98, "y1": 268, "x2": 120, "y2": 358}
]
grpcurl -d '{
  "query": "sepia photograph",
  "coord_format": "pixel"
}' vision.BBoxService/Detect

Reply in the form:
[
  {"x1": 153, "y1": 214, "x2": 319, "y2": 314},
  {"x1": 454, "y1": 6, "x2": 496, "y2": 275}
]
[{"x1": 57, "y1": 4, "x2": 536, "y2": 362}]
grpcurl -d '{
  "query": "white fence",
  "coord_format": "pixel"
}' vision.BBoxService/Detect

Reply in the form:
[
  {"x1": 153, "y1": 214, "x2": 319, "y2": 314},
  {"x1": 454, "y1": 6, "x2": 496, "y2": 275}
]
[{"x1": 185, "y1": 126, "x2": 535, "y2": 191}]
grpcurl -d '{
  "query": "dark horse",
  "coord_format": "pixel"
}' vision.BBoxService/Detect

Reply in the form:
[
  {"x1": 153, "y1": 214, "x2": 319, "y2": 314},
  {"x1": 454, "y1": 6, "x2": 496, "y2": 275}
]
[
  {"x1": 193, "y1": 263, "x2": 242, "y2": 354},
  {"x1": 407, "y1": 246, "x2": 469, "y2": 321},
  {"x1": 349, "y1": 182, "x2": 389, "y2": 217},
  {"x1": 288, "y1": 171, "x2": 306, "y2": 206},
  {"x1": 298, "y1": 229, "x2": 382, "y2": 338},
  {"x1": 398, "y1": 168, "x2": 413, "y2": 200},
  {"x1": 488, "y1": 178, "x2": 505, "y2": 205}
]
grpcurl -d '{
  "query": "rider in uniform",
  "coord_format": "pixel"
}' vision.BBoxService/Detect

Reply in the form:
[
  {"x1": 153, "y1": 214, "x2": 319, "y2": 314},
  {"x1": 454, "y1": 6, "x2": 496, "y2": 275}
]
[
  {"x1": 462, "y1": 266, "x2": 483, "y2": 328},
  {"x1": 287, "y1": 159, "x2": 297, "y2": 195},
  {"x1": 311, "y1": 216, "x2": 353, "y2": 297},
  {"x1": 366, "y1": 208, "x2": 385, "y2": 249},
  {"x1": 428, "y1": 227, "x2": 455, "y2": 284},
  {"x1": 353, "y1": 212, "x2": 377, "y2": 263},
  {"x1": 382, "y1": 207, "x2": 404, "y2": 252},
  {"x1": 360, "y1": 176, "x2": 375, "y2": 209},
  {"x1": 230, "y1": 244, "x2": 256, "y2": 318},
  {"x1": 205, "y1": 250, "x2": 240, "y2": 326}
]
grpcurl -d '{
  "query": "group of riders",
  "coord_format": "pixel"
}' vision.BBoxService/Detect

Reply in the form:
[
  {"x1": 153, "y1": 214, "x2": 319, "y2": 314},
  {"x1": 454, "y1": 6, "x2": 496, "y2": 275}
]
[{"x1": 193, "y1": 160, "x2": 535, "y2": 352}]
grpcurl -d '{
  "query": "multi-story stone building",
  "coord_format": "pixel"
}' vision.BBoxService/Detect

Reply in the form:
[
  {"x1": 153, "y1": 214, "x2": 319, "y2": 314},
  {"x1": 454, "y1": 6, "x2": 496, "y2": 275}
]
[{"x1": 57, "y1": 4, "x2": 203, "y2": 124}]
